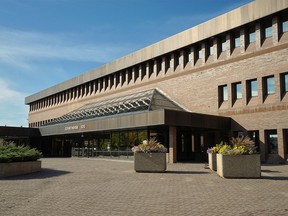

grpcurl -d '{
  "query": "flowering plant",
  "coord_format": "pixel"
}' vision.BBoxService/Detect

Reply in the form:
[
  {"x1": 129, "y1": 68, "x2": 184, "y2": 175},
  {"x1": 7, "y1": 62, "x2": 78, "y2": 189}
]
[
  {"x1": 207, "y1": 142, "x2": 226, "y2": 154},
  {"x1": 131, "y1": 138, "x2": 167, "y2": 153},
  {"x1": 217, "y1": 136, "x2": 257, "y2": 155}
]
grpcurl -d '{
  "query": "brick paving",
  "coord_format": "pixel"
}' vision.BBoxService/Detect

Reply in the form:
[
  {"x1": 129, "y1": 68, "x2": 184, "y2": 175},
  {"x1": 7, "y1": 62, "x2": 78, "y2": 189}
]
[{"x1": 0, "y1": 158, "x2": 288, "y2": 216}]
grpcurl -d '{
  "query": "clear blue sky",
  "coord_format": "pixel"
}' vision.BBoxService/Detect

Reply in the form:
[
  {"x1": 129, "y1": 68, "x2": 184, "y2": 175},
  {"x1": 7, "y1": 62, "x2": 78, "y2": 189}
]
[{"x1": 0, "y1": 0, "x2": 252, "y2": 127}]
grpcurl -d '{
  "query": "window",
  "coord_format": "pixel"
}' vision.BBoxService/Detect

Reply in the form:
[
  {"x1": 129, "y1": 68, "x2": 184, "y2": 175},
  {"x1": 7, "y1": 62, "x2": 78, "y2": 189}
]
[
  {"x1": 219, "y1": 85, "x2": 228, "y2": 102},
  {"x1": 247, "y1": 79, "x2": 258, "y2": 97},
  {"x1": 234, "y1": 32, "x2": 241, "y2": 48},
  {"x1": 209, "y1": 41, "x2": 214, "y2": 56},
  {"x1": 195, "y1": 45, "x2": 202, "y2": 60},
  {"x1": 266, "y1": 130, "x2": 278, "y2": 154},
  {"x1": 264, "y1": 76, "x2": 275, "y2": 95},
  {"x1": 264, "y1": 21, "x2": 273, "y2": 38},
  {"x1": 233, "y1": 82, "x2": 242, "y2": 99},
  {"x1": 248, "y1": 26, "x2": 256, "y2": 43},
  {"x1": 284, "y1": 73, "x2": 288, "y2": 92},
  {"x1": 280, "y1": 72, "x2": 288, "y2": 95},
  {"x1": 221, "y1": 37, "x2": 226, "y2": 51},
  {"x1": 283, "y1": 20, "x2": 288, "y2": 33}
]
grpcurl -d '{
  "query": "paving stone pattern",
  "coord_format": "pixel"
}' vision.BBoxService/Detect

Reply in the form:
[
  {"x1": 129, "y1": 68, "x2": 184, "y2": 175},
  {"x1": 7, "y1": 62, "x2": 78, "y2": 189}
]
[{"x1": 1, "y1": 158, "x2": 288, "y2": 216}]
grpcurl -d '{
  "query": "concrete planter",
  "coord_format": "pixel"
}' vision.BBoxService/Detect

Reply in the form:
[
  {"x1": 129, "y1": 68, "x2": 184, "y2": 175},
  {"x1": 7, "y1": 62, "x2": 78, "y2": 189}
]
[
  {"x1": 134, "y1": 153, "x2": 166, "y2": 172},
  {"x1": 217, "y1": 154, "x2": 261, "y2": 178},
  {"x1": 0, "y1": 160, "x2": 41, "y2": 178},
  {"x1": 208, "y1": 153, "x2": 217, "y2": 171}
]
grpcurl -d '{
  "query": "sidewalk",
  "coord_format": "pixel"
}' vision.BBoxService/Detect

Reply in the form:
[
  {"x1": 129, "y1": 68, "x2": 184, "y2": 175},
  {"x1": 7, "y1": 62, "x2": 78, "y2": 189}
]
[{"x1": 1, "y1": 158, "x2": 288, "y2": 216}]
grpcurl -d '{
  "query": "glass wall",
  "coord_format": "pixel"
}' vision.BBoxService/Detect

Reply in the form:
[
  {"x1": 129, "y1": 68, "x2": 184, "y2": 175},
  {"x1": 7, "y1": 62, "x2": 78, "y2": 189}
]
[{"x1": 69, "y1": 126, "x2": 168, "y2": 159}]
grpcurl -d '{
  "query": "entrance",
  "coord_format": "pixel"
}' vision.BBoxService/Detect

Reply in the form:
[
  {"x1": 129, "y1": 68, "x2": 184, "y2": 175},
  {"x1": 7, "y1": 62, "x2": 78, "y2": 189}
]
[{"x1": 176, "y1": 128, "x2": 218, "y2": 162}]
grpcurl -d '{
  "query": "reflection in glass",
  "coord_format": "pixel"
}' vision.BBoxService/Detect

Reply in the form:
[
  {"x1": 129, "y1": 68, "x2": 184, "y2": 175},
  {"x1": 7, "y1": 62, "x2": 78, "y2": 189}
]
[
  {"x1": 282, "y1": 20, "x2": 288, "y2": 33},
  {"x1": 284, "y1": 73, "x2": 288, "y2": 92},
  {"x1": 223, "y1": 85, "x2": 228, "y2": 101},
  {"x1": 265, "y1": 26, "x2": 273, "y2": 38},
  {"x1": 266, "y1": 76, "x2": 275, "y2": 94},
  {"x1": 235, "y1": 37, "x2": 240, "y2": 47},
  {"x1": 249, "y1": 32, "x2": 256, "y2": 43},
  {"x1": 251, "y1": 79, "x2": 258, "y2": 97},
  {"x1": 236, "y1": 83, "x2": 242, "y2": 99},
  {"x1": 268, "y1": 131, "x2": 278, "y2": 154}
]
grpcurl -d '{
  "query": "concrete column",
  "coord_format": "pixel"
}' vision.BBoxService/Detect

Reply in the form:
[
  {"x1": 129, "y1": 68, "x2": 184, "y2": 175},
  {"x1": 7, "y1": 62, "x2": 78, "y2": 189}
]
[
  {"x1": 113, "y1": 73, "x2": 117, "y2": 89},
  {"x1": 277, "y1": 128, "x2": 286, "y2": 162},
  {"x1": 272, "y1": 16, "x2": 280, "y2": 45},
  {"x1": 139, "y1": 65, "x2": 144, "y2": 81},
  {"x1": 213, "y1": 38, "x2": 218, "y2": 61},
  {"x1": 161, "y1": 56, "x2": 166, "y2": 75},
  {"x1": 189, "y1": 47, "x2": 195, "y2": 67},
  {"x1": 146, "y1": 62, "x2": 151, "y2": 80},
  {"x1": 255, "y1": 22, "x2": 262, "y2": 50},
  {"x1": 201, "y1": 43, "x2": 206, "y2": 64},
  {"x1": 92, "y1": 81, "x2": 96, "y2": 94},
  {"x1": 259, "y1": 129, "x2": 267, "y2": 162},
  {"x1": 108, "y1": 76, "x2": 112, "y2": 90},
  {"x1": 88, "y1": 83, "x2": 91, "y2": 95},
  {"x1": 125, "y1": 70, "x2": 129, "y2": 86},
  {"x1": 170, "y1": 53, "x2": 175, "y2": 72},
  {"x1": 226, "y1": 34, "x2": 232, "y2": 58},
  {"x1": 240, "y1": 29, "x2": 246, "y2": 53},
  {"x1": 153, "y1": 59, "x2": 158, "y2": 79},
  {"x1": 169, "y1": 126, "x2": 177, "y2": 163},
  {"x1": 97, "y1": 79, "x2": 101, "y2": 93},
  {"x1": 179, "y1": 50, "x2": 185, "y2": 69}
]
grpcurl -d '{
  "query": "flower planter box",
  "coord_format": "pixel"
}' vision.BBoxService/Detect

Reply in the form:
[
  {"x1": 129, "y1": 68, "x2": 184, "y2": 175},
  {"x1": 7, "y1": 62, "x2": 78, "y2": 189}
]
[
  {"x1": 0, "y1": 161, "x2": 41, "y2": 178},
  {"x1": 208, "y1": 153, "x2": 217, "y2": 171},
  {"x1": 216, "y1": 154, "x2": 261, "y2": 178},
  {"x1": 134, "y1": 153, "x2": 166, "y2": 172}
]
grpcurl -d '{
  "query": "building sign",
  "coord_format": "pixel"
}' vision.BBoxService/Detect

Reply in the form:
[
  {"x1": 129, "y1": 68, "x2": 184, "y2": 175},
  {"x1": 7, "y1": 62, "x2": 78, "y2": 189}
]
[{"x1": 64, "y1": 124, "x2": 86, "y2": 131}]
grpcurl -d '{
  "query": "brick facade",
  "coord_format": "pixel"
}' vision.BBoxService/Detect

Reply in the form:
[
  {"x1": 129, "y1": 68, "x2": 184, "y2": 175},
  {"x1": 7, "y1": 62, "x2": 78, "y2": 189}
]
[{"x1": 25, "y1": 0, "x2": 288, "y2": 163}]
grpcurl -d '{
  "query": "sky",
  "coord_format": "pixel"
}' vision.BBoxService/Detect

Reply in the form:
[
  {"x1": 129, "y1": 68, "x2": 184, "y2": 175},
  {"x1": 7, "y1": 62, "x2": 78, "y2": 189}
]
[{"x1": 0, "y1": 0, "x2": 253, "y2": 127}]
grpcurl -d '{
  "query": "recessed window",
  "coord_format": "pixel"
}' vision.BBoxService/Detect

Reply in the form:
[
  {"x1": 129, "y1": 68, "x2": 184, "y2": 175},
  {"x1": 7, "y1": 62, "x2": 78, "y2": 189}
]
[
  {"x1": 234, "y1": 32, "x2": 241, "y2": 48},
  {"x1": 248, "y1": 26, "x2": 256, "y2": 43},
  {"x1": 219, "y1": 85, "x2": 228, "y2": 102},
  {"x1": 198, "y1": 49, "x2": 202, "y2": 60},
  {"x1": 209, "y1": 41, "x2": 214, "y2": 56},
  {"x1": 264, "y1": 76, "x2": 275, "y2": 95},
  {"x1": 195, "y1": 45, "x2": 202, "y2": 60},
  {"x1": 233, "y1": 82, "x2": 242, "y2": 99},
  {"x1": 248, "y1": 79, "x2": 258, "y2": 97},
  {"x1": 221, "y1": 37, "x2": 226, "y2": 52},
  {"x1": 264, "y1": 21, "x2": 273, "y2": 38},
  {"x1": 282, "y1": 17, "x2": 288, "y2": 33},
  {"x1": 267, "y1": 130, "x2": 278, "y2": 154},
  {"x1": 280, "y1": 72, "x2": 288, "y2": 95},
  {"x1": 284, "y1": 73, "x2": 288, "y2": 92}
]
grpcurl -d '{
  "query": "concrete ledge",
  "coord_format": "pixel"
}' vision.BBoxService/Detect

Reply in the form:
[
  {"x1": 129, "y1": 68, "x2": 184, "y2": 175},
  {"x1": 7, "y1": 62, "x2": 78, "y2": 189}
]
[
  {"x1": 0, "y1": 160, "x2": 41, "y2": 178},
  {"x1": 134, "y1": 153, "x2": 166, "y2": 172},
  {"x1": 217, "y1": 154, "x2": 261, "y2": 178}
]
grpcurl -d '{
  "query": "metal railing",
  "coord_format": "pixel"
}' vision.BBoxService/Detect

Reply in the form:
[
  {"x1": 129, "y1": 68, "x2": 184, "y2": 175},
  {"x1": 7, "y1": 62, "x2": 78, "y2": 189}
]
[{"x1": 71, "y1": 147, "x2": 134, "y2": 160}]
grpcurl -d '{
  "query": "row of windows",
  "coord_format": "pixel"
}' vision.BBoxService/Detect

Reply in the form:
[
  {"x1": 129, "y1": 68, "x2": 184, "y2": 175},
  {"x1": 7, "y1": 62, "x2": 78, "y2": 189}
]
[
  {"x1": 30, "y1": 11, "x2": 288, "y2": 114},
  {"x1": 234, "y1": 129, "x2": 288, "y2": 155},
  {"x1": 219, "y1": 72, "x2": 288, "y2": 106}
]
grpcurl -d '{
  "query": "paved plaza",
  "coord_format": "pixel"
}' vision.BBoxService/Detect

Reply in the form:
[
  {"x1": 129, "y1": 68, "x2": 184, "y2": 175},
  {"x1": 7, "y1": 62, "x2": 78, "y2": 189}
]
[{"x1": 1, "y1": 158, "x2": 288, "y2": 216}]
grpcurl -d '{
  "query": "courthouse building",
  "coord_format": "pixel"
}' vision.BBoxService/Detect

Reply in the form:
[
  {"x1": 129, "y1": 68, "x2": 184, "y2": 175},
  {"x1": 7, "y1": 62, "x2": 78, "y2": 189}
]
[{"x1": 25, "y1": 0, "x2": 288, "y2": 163}]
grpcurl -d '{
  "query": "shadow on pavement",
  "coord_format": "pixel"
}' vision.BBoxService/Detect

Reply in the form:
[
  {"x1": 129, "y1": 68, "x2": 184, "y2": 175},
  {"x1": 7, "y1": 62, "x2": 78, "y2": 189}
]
[
  {"x1": 165, "y1": 170, "x2": 209, "y2": 175},
  {"x1": 1, "y1": 168, "x2": 71, "y2": 180},
  {"x1": 261, "y1": 176, "x2": 288, "y2": 181}
]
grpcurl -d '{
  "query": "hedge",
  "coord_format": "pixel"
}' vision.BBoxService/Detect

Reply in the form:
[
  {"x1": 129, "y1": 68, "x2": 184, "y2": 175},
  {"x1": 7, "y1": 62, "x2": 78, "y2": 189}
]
[{"x1": 0, "y1": 145, "x2": 42, "y2": 163}]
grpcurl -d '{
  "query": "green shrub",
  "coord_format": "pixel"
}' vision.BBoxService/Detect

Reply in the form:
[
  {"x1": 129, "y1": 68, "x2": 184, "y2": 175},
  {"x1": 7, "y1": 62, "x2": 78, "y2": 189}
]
[{"x1": 0, "y1": 144, "x2": 42, "y2": 163}]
